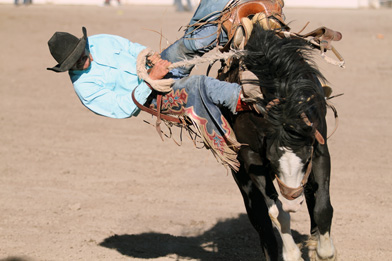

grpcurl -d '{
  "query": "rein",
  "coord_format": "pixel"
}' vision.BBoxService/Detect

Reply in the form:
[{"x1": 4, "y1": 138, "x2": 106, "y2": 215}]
[{"x1": 131, "y1": 87, "x2": 182, "y2": 140}]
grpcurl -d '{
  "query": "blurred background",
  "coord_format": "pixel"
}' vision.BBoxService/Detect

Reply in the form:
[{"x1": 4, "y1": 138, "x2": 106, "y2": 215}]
[{"x1": 3, "y1": 0, "x2": 392, "y2": 8}]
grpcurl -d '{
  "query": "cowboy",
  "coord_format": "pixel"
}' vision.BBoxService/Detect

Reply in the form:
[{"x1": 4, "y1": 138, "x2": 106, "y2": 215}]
[
  {"x1": 47, "y1": 0, "x2": 284, "y2": 118},
  {"x1": 47, "y1": 27, "x2": 242, "y2": 119}
]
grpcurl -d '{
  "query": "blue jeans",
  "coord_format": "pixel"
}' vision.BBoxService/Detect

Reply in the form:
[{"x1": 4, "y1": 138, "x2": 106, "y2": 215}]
[
  {"x1": 161, "y1": 0, "x2": 239, "y2": 115},
  {"x1": 154, "y1": 72, "x2": 241, "y2": 171},
  {"x1": 187, "y1": 0, "x2": 232, "y2": 28},
  {"x1": 161, "y1": 0, "x2": 231, "y2": 78},
  {"x1": 172, "y1": 75, "x2": 241, "y2": 114}
]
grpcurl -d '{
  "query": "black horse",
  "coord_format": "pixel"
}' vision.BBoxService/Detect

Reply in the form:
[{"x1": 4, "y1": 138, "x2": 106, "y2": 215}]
[{"x1": 220, "y1": 25, "x2": 336, "y2": 261}]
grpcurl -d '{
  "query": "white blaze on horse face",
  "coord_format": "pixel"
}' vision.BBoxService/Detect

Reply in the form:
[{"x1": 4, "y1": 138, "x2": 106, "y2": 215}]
[
  {"x1": 277, "y1": 147, "x2": 305, "y2": 212},
  {"x1": 278, "y1": 147, "x2": 305, "y2": 188}
]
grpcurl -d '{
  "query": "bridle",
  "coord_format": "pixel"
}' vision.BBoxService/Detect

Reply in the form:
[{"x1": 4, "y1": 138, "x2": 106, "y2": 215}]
[
  {"x1": 274, "y1": 147, "x2": 313, "y2": 200},
  {"x1": 265, "y1": 98, "x2": 324, "y2": 200},
  {"x1": 265, "y1": 98, "x2": 325, "y2": 145}
]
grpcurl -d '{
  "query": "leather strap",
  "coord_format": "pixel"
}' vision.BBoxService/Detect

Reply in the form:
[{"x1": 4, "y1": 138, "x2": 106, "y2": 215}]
[
  {"x1": 265, "y1": 99, "x2": 325, "y2": 145},
  {"x1": 301, "y1": 112, "x2": 325, "y2": 145},
  {"x1": 277, "y1": 26, "x2": 345, "y2": 66},
  {"x1": 131, "y1": 87, "x2": 182, "y2": 125},
  {"x1": 275, "y1": 150, "x2": 313, "y2": 200}
]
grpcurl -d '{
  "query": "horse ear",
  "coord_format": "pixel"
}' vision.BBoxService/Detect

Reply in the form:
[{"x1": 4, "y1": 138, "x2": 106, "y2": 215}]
[{"x1": 315, "y1": 130, "x2": 325, "y2": 145}]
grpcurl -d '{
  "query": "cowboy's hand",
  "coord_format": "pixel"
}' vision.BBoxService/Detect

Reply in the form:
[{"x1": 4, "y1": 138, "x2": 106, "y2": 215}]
[
  {"x1": 148, "y1": 59, "x2": 171, "y2": 80},
  {"x1": 147, "y1": 53, "x2": 161, "y2": 65}
]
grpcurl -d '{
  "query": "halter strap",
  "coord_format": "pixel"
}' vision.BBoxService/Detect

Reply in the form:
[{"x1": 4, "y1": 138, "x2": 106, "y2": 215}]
[{"x1": 275, "y1": 147, "x2": 313, "y2": 200}]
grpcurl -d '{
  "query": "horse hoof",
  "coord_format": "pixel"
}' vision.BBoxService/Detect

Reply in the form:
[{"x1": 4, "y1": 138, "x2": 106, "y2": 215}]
[
  {"x1": 312, "y1": 249, "x2": 337, "y2": 261},
  {"x1": 307, "y1": 237, "x2": 318, "y2": 261},
  {"x1": 317, "y1": 249, "x2": 337, "y2": 261}
]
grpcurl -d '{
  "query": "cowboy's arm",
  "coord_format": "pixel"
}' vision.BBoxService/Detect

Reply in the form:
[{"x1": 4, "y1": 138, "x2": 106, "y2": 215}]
[{"x1": 124, "y1": 38, "x2": 165, "y2": 75}]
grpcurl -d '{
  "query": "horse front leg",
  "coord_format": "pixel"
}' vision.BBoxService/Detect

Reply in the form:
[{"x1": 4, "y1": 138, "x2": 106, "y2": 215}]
[
  {"x1": 232, "y1": 164, "x2": 279, "y2": 261},
  {"x1": 250, "y1": 173, "x2": 303, "y2": 261},
  {"x1": 238, "y1": 145, "x2": 302, "y2": 261},
  {"x1": 305, "y1": 145, "x2": 336, "y2": 261}
]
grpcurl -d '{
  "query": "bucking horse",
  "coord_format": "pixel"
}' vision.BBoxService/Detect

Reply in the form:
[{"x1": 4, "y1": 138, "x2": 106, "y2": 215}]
[
  {"x1": 135, "y1": 1, "x2": 343, "y2": 260},
  {"x1": 217, "y1": 25, "x2": 339, "y2": 260}
]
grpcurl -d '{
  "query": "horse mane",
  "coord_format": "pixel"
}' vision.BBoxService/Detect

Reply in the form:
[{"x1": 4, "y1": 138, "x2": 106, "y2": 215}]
[{"x1": 243, "y1": 25, "x2": 327, "y2": 149}]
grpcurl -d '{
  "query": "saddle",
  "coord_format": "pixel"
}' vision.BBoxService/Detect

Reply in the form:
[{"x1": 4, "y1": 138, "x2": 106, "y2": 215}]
[
  {"x1": 216, "y1": 0, "x2": 344, "y2": 66},
  {"x1": 219, "y1": 0, "x2": 285, "y2": 50}
]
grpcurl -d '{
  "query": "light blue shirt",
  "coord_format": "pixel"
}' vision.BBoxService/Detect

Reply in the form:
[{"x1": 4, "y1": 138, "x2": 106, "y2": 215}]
[{"x1": 69, "y1": 34, "x2": 151, "y2": 118}]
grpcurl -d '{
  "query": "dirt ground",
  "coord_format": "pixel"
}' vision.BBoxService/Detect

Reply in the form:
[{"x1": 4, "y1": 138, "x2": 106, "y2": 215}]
[{"x1": 0, "y1": 4, "x2": 391, "y2": 261}]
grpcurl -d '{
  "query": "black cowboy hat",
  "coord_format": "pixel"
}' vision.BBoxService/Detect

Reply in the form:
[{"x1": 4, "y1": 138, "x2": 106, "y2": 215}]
[{"x1": 47, "y1": 27, "x2": 88, "y2": 72}]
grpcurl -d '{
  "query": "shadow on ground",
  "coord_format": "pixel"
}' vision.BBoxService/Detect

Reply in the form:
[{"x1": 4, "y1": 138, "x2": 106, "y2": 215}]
[
  {"x1": 100, "y1": 214, "x2": 309, "y2": 260},
  {"x1": 0, "y1": 258, "x2": 33, "y2": 261}
]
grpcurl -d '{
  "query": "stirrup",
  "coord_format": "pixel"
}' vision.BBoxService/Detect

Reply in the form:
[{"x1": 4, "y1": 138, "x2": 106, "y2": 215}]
[{"x1": 232, "y1": 17, "x2": 253, "y2": 49}]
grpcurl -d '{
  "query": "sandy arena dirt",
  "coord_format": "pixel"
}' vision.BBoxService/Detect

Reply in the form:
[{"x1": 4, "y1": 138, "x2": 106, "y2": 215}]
[{"x1": 0, "y1": 4, "x2": 391, "y2": 261}]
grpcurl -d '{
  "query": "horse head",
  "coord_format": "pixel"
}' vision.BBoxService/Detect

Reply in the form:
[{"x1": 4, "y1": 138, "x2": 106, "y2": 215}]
[{"x1": 262, "y1": 97, "x2": 321, "y2": 212}]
